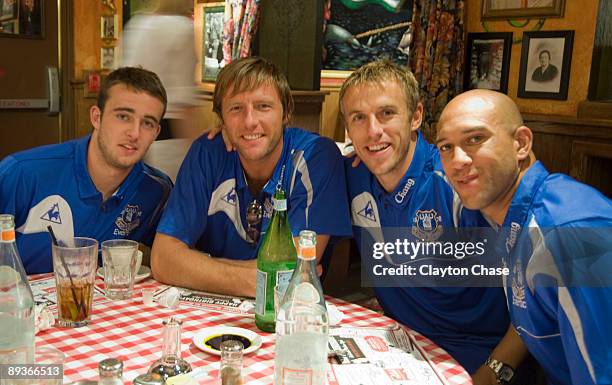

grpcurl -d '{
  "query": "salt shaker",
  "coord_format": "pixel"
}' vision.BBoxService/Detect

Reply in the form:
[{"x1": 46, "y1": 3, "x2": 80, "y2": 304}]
[
  {"x1": 98, "y1": 358, "x2": 123, "y2": 385},
  {"x1": 220, "y1": 340, "x2": 244, "y2": 385}
]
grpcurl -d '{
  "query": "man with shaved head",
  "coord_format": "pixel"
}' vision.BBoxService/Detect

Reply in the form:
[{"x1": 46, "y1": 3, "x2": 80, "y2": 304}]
[
  {"x1": 437, "y1": 89, "x2": 612, "y2": 385},
  {"x1": 340, "y1": 60, "x2": 510, "y2": 374}
]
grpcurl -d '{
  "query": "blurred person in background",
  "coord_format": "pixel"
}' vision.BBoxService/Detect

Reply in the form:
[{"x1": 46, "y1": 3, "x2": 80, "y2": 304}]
[{"x1": 121, "y1": 0, "x2": 200, "y2": 139}]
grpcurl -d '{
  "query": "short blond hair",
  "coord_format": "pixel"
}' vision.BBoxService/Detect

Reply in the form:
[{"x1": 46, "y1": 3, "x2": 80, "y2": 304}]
[
  {"x1": 213, "y1": 56, "x2": 294, "y2": 125},
  {"x1": 339, "y1": 60, "x2": 420, "y2": 116}
]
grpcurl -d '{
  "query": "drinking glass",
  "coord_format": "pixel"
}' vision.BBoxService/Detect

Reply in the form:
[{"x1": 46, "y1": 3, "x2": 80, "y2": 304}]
[
  {"x1": 51, "y1": 237, "x2": 98, "y2": 328},
  {"x1": 101, "y1": 239, "x2": 139, "y2": 300}
]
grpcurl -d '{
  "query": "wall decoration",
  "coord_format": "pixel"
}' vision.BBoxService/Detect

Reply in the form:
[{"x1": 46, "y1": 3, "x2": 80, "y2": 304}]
[
  {"x1": 83, "y1": 70, "x2": 105, "y2": 97},
  {"x1": 464, "y1": 32, "x2": 512, "y2": 93},
  {"x1": 518, "y1": 30, "x2": 574, "y2": 100},
  {"x1": 201, "y1": 2, "x2": 225, "y2": 82},
  {"x1": 322, "y1": 0, "x2": 412, "y2": 80},
  {"x1": 101, "y1": 14, "x2": 118, "y2": 40},
  {"x1": 101, "y1": 46, "x2": 116, "y2": 70},
  {"x1": 0, "y1": 0, "x2": 43, "y2": 38},
  {"x1": 482, "y1": 0, "x2": 565, "y2": 20}
]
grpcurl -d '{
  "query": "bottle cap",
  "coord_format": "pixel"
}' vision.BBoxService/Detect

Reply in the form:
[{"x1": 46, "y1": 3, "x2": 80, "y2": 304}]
[{"x1": 99, "y1": 358, "x2": 123, "y2": 376}]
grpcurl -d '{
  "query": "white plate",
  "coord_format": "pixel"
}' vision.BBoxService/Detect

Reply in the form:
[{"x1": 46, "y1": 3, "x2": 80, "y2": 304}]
[
  {"x1": 97, "y1": 265, "x2": 151, "y2": 283},
  {"x1": 193, "y1": 326, "x2": 262, "y2": 355}
]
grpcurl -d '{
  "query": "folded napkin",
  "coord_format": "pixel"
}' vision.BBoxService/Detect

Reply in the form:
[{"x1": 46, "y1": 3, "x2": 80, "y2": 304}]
[
  {"x1": 327, "y1": 302, "x2": 344, "y2": 326},
  {"x1": 35, "y1": 304, "x2": 54, "y2": 334}
]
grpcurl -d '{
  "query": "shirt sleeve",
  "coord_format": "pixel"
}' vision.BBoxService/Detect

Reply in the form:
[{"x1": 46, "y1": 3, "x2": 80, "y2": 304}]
[
  {"x1": 287, "y1": 137, "x2": 352, "y2": 240},
  {"x1": 0, "y1": 156, "x2": 29, "y2": 225},
  {"x1": 546, "y1": 223, "x2": 612, "y2": 384},
  {"x1": 156, "y1": 139, "x2": 211, "y2": 247}
]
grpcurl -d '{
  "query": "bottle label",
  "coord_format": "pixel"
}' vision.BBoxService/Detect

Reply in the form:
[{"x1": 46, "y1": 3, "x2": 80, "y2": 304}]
[
  {"x1": 276, "y1": 269, "x2": 294, "y2": 288},
  {"x1": 255, "y1": 269, "x2": 267, "y2": 316},
  {"x1": 272, "y1": 197, "x2": 287, "y2": 211},
  {"x1": 280, "y1": 368, "x2": 313, "y2": 385},
  {"x1": 0, "y1": 228, "x2": 15, "y2": 242}
]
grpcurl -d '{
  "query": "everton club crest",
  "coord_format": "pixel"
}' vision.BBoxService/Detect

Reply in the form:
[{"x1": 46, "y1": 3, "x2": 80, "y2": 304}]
[
  {"x1": 412, "y1": 209, "x2": 443, "y2": 241},
  {"x1": 114, "y1": 204, "x2": 142, "y2": 237}
]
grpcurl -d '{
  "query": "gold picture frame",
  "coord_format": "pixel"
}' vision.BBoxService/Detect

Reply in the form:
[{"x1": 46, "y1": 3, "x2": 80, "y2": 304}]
[{"x1": 482, "y1": 0, "x2": 566, "y2": 20}]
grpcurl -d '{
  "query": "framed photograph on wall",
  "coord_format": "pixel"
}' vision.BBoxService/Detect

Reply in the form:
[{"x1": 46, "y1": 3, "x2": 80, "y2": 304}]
[
  {"x1": 101, "y1": 14, "x2": 118, "y2": 40},
  {"x1": 482, "y1": 0, "x2": 565, "y2": 20},
  {"x1": 0, "y1": 0, "x2": 17, "y2": 21},
  {"x1": 464, "y1": 32, "x2": 512, "y2": 93},
  {"x1": 101, "y1": 46, "x2": 116, "y2": 70},
  {"x1": 321, "y1": 0, "x2": 412, "y2": 83},
  {"x1": 518, "y1": 30, "x2": 574, "y2": 100},
  {"x1": 201, "y1": 2, "x2": 224, "y2": 82},
  {"x1": 0, "y1": 0, "x2": 44, "y2": 38}
]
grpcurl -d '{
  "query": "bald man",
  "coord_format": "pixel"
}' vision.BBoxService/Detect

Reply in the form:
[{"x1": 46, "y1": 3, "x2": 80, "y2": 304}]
[{"x1": 436, "y1": 90, "x2": 612, "y2": 385}]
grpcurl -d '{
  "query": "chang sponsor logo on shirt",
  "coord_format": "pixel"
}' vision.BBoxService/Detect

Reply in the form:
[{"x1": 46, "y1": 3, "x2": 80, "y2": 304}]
[
  {"x1": 505, "y1": 222, "x2": 521, "y2": 253},
  {"x1": 412, "y1": 209, "x2": 442, "y2": 241},
  {"x1": 114, "y1": 204, "x2": 142, "y2": 236},
  {"x1": 394, "y1": 178, "x2": 415, "y2": 204}
]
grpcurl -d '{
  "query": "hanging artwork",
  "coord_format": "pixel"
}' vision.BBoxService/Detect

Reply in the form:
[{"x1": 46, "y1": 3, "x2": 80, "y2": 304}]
[
  {"x1": 322, "y1": 0, "x2": 412, "y2": 76},
  {"x1": 0, "y1": 0, "x2": 44, "y2": 38},
  {"x1": 202, "y1": 2, "x2": 225, "y2": 81}
]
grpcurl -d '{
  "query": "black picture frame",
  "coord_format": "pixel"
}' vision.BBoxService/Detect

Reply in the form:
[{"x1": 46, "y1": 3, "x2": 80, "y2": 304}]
[
  {"x1": 0, "y1": 0, "x2": 44, "y2": 39},
  {"x1": 464, "y1": 32, "x2": 512, "y2": 94},
  {"x1": 518, "y1": 30, "x2": 574, "y2": 100}
]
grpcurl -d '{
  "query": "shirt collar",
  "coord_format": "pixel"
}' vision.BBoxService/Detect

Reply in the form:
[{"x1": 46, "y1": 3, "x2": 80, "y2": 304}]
[
  {"x1": 374, "y1": 131, "x2": 429, "y2": 207},
  {"x1": 234, "y1": 128, "x2": 291, "y2": 197},
  {"x1": 74, "y1": 134, "x2": 144, "y2": 201},
  {"x1": 75, "y1": 135, "x2": 99, "y2": 199},
  {"x1": 502, "y1": 161, "x2": 549, "y2": 228}
]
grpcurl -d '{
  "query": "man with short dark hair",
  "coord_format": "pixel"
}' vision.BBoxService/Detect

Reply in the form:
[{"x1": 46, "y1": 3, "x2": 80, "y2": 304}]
[
  {"x1": 151, "y1": 56, "x2": 351, "y2": 297},
  {"x1": 436, "y1": 89, "x2": 612, "y2": 385},
  {"x1": 0, "y1": 67, "x2": 173, "y2": 274}
]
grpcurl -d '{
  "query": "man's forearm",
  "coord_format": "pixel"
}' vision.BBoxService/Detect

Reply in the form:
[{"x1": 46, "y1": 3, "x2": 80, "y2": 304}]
[
  {"x1": 472, "y1": 325, "x2": 529, "y2": 384},
  {"x1": 151, "y1": 233, "x2": 257, "y2": 297}
]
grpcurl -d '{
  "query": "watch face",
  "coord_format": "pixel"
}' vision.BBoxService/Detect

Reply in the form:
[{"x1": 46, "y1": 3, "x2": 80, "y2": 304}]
[{"x1": 499, "y1": 366, "x2": 514, "y2": 381}]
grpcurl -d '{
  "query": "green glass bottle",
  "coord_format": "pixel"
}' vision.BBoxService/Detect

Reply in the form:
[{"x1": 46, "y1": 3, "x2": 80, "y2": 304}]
[{"x1": 255, "y1": 188, "x2": 297, "y2": 332}]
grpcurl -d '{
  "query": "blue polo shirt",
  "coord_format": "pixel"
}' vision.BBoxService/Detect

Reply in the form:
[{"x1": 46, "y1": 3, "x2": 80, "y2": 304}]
[
  {"x1": 0, "y1": 135, "x2": 173, "y2": 274},
  {"x1": 496, "y1": 161, "x2": 612, "y2": 385},
  {"x1": 346, "y1": 133, "x2": 509, "y2": 373},
  {"x1": 157, "y1": 127, "x2": 352, "y2": 260}
]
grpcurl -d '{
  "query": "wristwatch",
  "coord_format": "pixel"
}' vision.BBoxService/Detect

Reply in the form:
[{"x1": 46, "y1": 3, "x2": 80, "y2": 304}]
[{"x1": 485, "y1": 357, "x2": 515, "y2": 385}]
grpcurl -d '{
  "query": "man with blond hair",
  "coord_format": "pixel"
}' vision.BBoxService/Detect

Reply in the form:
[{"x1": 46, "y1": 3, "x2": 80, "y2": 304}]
[
  {"x1": 151, "y1": 56, "x2": 351, "y2": 297},
  {"x1": 436, "y1": 89, "x2": 612, "y2": 385},
  {"x1": 340, "y1": 60, "x2": 509, "y2": 374}
]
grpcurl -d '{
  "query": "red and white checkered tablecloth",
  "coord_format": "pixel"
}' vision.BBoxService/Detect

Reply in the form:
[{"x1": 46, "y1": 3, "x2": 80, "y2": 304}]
[{"x1": 35, "y1": 277, "x2": 470, "y2": 385}]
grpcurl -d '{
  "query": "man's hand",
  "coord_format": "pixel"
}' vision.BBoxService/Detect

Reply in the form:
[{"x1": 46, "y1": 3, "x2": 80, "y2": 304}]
[
  {"x1": 471, "y1": 365, "x2": 497, "y2": 385},
  {"x1": 345, "y1": 150, "x2": 361, "y2": 168},
  {"x1": 204, "y1": 124, "x2": 234, "y2": 152}
]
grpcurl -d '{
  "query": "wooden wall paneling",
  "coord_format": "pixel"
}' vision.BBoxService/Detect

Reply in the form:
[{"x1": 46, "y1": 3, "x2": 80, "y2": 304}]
[
  {"x1": 321, "y1": 86, "x2": 346, "y2": 142},
  {"x1": 531, "y1": 132, "x2": 573, "y2": 174},
  {"x1": 569, "y1": 140, "x2": 612, "y2": 197}
]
